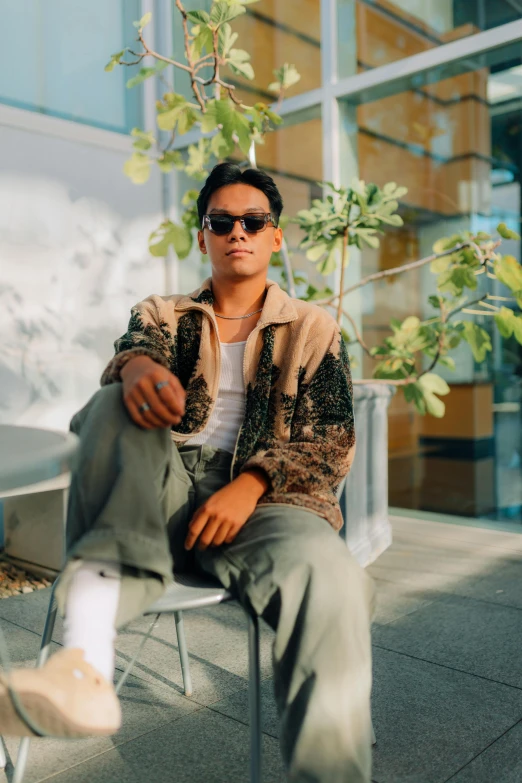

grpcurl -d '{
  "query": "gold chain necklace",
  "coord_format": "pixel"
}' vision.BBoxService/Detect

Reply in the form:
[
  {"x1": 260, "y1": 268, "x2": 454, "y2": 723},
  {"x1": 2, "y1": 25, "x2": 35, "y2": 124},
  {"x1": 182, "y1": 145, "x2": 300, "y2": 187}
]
[{"x1": 214, "y1": 308, "x2": 263, "y2": 320}]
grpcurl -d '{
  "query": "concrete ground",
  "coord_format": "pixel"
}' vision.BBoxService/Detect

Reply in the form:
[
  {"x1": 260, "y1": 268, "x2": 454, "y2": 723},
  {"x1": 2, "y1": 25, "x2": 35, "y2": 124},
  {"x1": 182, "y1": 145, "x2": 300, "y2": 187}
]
[{"x1": 0, "y1": 513, "x2": 520, "y2": 783}]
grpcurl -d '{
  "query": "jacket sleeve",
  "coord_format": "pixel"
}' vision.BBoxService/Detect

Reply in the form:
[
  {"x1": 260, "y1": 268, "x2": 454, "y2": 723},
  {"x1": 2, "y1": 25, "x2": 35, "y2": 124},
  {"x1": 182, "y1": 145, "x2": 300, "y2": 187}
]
[
  {"x1": 242, "y1": 326, "x2": 356, "y2": 496},
  {"x1": 100, "y1": 296, "x2": 174, "y2": 386}
]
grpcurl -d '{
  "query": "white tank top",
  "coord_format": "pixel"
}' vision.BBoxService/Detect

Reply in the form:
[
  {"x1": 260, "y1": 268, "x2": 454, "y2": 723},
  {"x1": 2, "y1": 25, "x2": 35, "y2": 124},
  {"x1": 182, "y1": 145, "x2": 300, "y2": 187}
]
[{"x1": 186, "y1": 341, "x2": 247, "y2": 454}]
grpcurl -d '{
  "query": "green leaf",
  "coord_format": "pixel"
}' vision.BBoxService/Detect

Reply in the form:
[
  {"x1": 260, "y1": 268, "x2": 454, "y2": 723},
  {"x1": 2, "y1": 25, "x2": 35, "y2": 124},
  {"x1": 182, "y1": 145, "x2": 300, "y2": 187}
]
[
  {"x1": 438, "y1": 266, "x2": 477, "y2": 295},
  {"x1": 494, "y1": 307, "x2": 522, "y2": 344},
  {"x1": 210, "y1": 1, "x2": 246, "y2": 27},
  {"x1": 383, "y1": 181, "x2": 397, "y2": 195},
  {"x1": 177, "y1": 105, "x2": 200, "y2": 135},
  {"x1": 130, "y1": 128, "x2": 155, "y2": 151},
  {"x1": 297, "y1": 209, "x2": 318, "y2": 225},
  {"x1": 357, "y1": 231, "x2": 379, "y2": 249},
  {"x1": 105, "y1": 50, "x2": 125, "y2": 72},
  {"x1": 494, "y1": 306, "x2": 514, "y2": 338},
  {"x1": 185, "y1": 139, "x2": 211, "y2": 179},
  {"x1": 254, "y1": 102, "x2": 282, "y2": 126},
  {"x1": 200, "y1": 100, "x2": 218, "y2": 133},
  {"x1": 418, "y1": 373, "x2": 450, "y2": 396},
  {"x1": 149, "y1": 220, "x2": 193, "y2": 259},
  {"x1": 494, "y1": 255, "x2": 522, "y2": 303},
  {"x1": 181, "y1": 189, "x2": 199, "y2": 206},
  {"x1": 126, "y1": 60, "x2": 168, "y2": 89},
  {"x1": 438, "y1": 355, "x2": 456, "y2": 370},
  {"x1": 268, "y1": 63, "x2": 301, "y2": 93},
  {"x1": 306, "y1": 242, "x2": 329, "y2": 262},
  {"x1": 497, "y1": 222, "x2": 521, "y2": 240},
  {"x1": 186, "y1": 9, "x2": 211, "y2": 24},
  {"x1": 127, "y1": 68, "x2": 155, "y2": 89},
  {"x1": 123, "y1": 152, "x2": 151, "y2": 184},
  {"x1": 428, "y1": 295, "x2": 442, "y2": 309},
  {"x1": 133, "y1": 12, "x2": 152, "y2": 29},
  {"x1": 227, "y1": 48, "x2": 254, "y2": 80},
  {"x1": 402, "y1": 316, "x2": 421, "y2": 330},
  {"x1": 379, "y1": 213, "x2": 404, "y2": 227},
  {"x1": 460, "y1": 321, "x2": 492, "y2": 362},
  {"x1": 208, "y1": 130, "x2": 232, "y2": 158},
  {"x1": 403, "y1": 383, "x2": 426, "y2": 415},
  {"x1": 430, "y1": 255, "x2": 452, "y2": 274},
  {"x1": 156, "y1": 93, "x2": 188, "y2": 131},
  {"x1": 422, "y1": 389, "x2": 446, "y2": 418},
  {"x1": 157, "y1": 150, "x2": 184, "y2": 173},
  {"x1": 190, "y1": 25, "x2": 213, "y2": 59},
  {"x1": 215, "y1": 99, "x2": 252, "y2": 155}
]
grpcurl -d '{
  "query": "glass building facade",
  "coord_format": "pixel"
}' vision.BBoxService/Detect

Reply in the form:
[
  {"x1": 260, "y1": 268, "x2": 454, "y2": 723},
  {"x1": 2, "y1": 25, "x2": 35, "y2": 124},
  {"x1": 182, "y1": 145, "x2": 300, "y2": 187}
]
[{"x1": 1, "y1": 0, "x2": 521, "y2": 523}]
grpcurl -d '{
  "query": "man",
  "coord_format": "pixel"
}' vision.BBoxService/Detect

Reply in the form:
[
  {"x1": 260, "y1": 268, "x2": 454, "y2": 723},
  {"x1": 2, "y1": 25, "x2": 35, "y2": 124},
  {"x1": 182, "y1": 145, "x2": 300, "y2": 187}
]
[{"x1": 0, "y1": 163, "x2": 375, "y2": 782}]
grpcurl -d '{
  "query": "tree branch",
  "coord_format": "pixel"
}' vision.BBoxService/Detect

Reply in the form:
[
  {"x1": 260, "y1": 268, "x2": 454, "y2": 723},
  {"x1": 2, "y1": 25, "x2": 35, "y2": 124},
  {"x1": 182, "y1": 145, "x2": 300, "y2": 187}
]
[
  {"x1": 136, "y1": 34, "x2": 192, "y2": 74},
  {"x1": 342, "y1": 308, "x2": 373, "y2": 357},
  {"x1": 316, "y1": 241, "x2": 484, "y2": 306},
  {"x1": 173, "y1": 0, "x2": 206, "y2": 111}
]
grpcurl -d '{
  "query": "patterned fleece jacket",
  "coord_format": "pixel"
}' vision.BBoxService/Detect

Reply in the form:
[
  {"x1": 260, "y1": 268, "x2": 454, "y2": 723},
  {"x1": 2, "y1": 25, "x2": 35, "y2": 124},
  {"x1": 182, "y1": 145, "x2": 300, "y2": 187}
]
[{"x1": 101, "y1": 277, "x2": 356, "y2": 531}]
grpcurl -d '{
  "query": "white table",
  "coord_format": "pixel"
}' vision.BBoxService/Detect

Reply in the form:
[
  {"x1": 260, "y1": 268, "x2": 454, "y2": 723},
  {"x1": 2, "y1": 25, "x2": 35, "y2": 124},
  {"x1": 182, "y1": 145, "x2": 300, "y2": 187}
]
[
  {"x1": 0, "y1": 425, "x2": 78, "y2": 496},
  {"x1": 0, "y1": 427, "x2": 78, "y2": 768},
  {"x1": 0, "y1": 425, "x2": 79, "y2": 571}
]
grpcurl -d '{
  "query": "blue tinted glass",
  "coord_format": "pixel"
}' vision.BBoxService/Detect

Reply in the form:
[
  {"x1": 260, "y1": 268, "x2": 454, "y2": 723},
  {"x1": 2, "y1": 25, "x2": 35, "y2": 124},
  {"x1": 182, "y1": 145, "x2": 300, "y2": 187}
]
[{"x1": 0, "y1": 0, "x2": 141, "y2": 133}]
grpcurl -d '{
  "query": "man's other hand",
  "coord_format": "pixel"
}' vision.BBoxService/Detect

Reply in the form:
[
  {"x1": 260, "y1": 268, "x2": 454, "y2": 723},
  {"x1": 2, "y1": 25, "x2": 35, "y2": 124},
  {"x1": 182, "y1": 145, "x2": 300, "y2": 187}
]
[
  {"x1": 121, "y1": 355, "x2": 186, "y2": 430},
  {"x1": 185, "y1": 470, "x2": 269, "y2": 550}
]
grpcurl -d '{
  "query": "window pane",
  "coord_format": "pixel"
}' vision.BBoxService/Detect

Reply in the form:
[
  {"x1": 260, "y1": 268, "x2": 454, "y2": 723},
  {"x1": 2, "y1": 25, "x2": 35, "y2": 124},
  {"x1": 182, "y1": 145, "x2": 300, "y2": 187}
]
[
  {"x1": 0, "y1": 0, "x2": 142, "y2": 133},
  {"x1": 341, "y1": 43, "x2": 522, "y2": 521},
  {"x1": 338, "y1": 0, "x2": 522, "y2": 78},
  {"x1": 256, "y1": 111, "x2": 324, "y2": 287}
]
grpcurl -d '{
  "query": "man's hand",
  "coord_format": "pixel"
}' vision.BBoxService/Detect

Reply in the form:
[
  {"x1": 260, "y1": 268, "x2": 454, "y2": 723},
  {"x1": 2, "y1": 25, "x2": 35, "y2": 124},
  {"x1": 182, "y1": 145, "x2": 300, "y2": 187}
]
[
  {"x1": 185, "y1": 470, "x2": 269, "y2": 551},
  {"x1": 121, "y1": 355, "x2": 186, "y2": 430}
]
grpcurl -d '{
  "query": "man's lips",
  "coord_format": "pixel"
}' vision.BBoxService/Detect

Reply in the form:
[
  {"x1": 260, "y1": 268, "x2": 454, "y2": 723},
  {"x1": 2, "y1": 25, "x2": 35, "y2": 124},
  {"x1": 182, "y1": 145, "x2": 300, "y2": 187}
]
[{"x1": 226, "y1": 248, "x2": 252, "y2": 255}]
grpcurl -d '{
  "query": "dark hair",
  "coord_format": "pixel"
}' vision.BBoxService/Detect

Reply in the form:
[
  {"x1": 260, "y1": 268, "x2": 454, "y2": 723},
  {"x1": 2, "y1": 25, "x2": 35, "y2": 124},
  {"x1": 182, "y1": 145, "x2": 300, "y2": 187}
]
[{"x1": 197, "y1": 162, "x2": 283, "y2": 227}]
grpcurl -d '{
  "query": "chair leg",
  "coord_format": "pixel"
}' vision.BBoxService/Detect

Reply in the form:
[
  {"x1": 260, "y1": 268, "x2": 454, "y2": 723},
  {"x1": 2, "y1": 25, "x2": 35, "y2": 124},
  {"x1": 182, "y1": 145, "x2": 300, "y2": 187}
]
[
  {"x1": 174, "y1": 611, "x2": 193, "y2": 697},
  {"x1": 115, "y1": 614, "x2": 159, "y2": 696},
  {"x1": 12, "y1": 582, "x2": 59, "y2": 783},
  {"x1": 0, "y1": 735, "x2": 6, "y2": 768},
  {"x1": 246, "y1": 611, "x2": 261, "y2": 783}
]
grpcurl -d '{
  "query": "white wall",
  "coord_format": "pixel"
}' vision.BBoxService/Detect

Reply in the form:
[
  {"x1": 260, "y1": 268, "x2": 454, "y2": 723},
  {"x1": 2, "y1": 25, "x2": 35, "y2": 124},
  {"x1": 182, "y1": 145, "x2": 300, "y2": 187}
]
[{"x1": 0, "y1": 111, "x2": 169, "y2": 431}]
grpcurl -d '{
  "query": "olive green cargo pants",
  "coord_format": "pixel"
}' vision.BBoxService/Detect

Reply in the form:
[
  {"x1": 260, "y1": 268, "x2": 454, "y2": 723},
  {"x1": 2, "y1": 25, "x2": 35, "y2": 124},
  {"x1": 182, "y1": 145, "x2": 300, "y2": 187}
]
[{"x1": 59, "y1": 383, "x2": 375, "y2": 783}]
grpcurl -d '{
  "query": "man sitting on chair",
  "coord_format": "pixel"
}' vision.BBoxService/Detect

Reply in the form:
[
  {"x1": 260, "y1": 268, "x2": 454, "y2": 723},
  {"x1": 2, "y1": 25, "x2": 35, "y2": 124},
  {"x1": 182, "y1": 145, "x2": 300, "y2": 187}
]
[{"x1": 0, "y1": 163, "x2": 375, "y2": 783}]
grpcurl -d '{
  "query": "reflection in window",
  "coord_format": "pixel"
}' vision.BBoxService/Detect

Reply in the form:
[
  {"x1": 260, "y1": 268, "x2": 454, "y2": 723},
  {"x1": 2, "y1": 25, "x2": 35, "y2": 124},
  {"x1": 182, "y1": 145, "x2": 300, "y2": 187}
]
[
  {"x1": 338, "y1": 0, "x2": 522, "y2": 77},
  {"x1": 351, "y1": 49, "x2": 522, "y2": 522}
]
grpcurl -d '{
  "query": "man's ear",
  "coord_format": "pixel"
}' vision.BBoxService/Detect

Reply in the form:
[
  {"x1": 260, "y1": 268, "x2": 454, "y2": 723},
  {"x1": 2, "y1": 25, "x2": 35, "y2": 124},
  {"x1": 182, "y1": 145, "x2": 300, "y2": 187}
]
[
  {"x1": 198, "y1": 230, "x2": 207, "y2": 254},
  {"x1": 272, "y1": 226, "x2": 283, "y2": 253}
]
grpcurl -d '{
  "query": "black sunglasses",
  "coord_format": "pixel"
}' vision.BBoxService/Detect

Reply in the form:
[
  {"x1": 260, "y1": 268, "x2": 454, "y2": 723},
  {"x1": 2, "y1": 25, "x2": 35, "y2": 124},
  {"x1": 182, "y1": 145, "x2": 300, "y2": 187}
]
[{"x1": 202, "y1": 213, "x2": 277, "y2": 235}]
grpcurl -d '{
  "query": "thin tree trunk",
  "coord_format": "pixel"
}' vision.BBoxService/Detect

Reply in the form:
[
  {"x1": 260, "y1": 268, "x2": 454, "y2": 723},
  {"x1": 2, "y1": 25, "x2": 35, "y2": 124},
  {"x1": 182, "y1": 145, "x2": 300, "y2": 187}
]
[
  {"x1": 336, "y1": 229, "x2": 349, "y2": 325},
  {"x1": 248, "y1": 141, "x2": 296, "y2": 297}
]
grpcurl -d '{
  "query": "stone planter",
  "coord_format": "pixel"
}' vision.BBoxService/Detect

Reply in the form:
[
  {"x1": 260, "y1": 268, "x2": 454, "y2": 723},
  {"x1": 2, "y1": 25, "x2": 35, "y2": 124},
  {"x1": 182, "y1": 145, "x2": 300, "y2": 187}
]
[{"x1": 339, "y1": 383, "x2": 395, "y2": 567}]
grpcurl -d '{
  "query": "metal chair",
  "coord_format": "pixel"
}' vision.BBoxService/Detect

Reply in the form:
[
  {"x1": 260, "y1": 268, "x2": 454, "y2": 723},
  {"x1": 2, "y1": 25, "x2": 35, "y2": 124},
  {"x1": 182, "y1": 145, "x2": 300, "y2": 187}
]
[{"x1": 9, "y1": 572, "x2": 262, "y2": 783}]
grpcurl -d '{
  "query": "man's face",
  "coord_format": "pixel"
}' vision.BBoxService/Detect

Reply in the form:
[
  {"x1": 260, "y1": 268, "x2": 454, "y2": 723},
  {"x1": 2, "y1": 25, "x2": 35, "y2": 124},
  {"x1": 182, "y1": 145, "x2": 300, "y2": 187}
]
[{"x1": 198, "y1": 183, "x2": 283, "y2": 281}]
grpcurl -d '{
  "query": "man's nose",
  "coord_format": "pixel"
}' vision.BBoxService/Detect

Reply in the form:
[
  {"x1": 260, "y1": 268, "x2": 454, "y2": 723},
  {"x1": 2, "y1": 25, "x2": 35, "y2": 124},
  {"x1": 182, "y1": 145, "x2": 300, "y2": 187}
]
[{"x1": 228, "y1": 218, "x2": 247, "y2": 241}]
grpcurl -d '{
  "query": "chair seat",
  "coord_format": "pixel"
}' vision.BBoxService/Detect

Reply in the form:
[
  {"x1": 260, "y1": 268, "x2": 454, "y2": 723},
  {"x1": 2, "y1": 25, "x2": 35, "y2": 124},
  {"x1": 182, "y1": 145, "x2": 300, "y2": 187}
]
[{"x1": 144, "y1": 572, "x2": 233, "y2": 614}]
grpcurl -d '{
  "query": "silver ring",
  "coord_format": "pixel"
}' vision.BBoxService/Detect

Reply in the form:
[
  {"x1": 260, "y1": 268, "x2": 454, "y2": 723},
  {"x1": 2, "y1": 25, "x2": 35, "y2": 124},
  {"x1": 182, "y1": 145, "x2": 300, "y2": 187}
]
[
  {"x1": 155, "y1": 381, "x2": 169, "y2": 392},
  {"x1": 139, "y1": 402, "x2": 151, "y2": 413}
]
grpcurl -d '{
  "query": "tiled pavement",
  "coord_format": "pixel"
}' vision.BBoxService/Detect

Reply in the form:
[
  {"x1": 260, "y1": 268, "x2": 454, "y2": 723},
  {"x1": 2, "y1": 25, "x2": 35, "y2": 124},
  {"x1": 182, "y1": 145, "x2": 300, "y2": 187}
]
[{"x1": 0, "y1": 513, "x2": 520, "y2": 783}]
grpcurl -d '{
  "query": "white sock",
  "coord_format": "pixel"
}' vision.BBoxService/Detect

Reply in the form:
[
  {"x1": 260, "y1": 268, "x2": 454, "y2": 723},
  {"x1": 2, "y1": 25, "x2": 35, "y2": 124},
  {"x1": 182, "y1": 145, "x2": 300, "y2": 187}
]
[{"x1": 63, "y1": 560, "x2": 121, "y2": 682}]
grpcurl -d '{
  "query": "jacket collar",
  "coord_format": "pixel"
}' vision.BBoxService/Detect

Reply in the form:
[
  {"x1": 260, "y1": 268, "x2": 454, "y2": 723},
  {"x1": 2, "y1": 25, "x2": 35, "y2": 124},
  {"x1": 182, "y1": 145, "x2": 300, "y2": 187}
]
[{"x1": 174, "y1": 277, "x2": 298, "y2": 327}]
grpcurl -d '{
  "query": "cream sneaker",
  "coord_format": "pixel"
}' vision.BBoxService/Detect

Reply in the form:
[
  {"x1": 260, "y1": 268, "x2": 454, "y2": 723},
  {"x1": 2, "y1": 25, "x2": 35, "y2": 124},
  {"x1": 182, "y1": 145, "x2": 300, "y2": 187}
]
[{"x1": 0, "y1": 648, "x2": 121, "y2": 737}]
